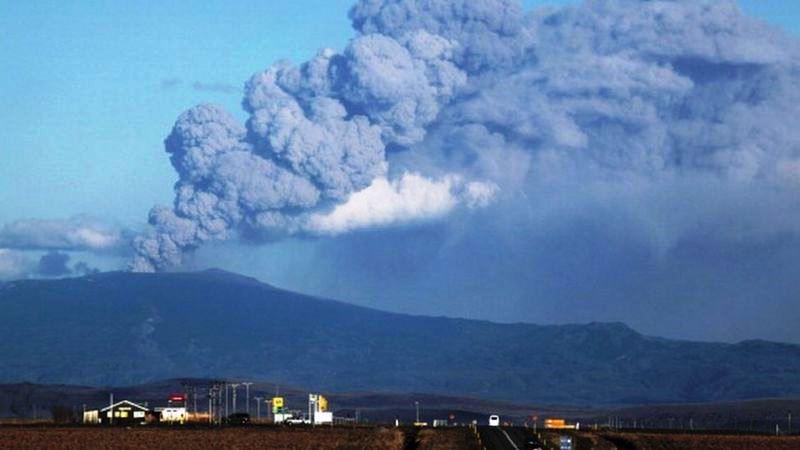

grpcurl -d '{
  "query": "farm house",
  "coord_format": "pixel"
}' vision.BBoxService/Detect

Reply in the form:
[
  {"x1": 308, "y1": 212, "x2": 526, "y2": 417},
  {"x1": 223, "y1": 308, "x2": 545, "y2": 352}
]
[{"x1": 84, "y1": 400, "x2": 153, "y2": 425}]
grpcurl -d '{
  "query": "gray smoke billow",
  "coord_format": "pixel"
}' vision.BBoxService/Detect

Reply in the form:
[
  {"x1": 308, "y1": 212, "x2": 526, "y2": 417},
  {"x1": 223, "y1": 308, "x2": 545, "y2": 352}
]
[
  {"x1": 37, "y1": 251, "x2": 72, "y2": 277},
  {"x1": 133, "y1": 0, "x2": 800, "y2": 272}
]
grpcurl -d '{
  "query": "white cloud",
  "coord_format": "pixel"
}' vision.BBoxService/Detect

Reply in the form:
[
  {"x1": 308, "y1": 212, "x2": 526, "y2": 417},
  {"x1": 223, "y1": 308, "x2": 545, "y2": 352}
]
[
  {"x1": 464, "y1": 181, "x2": 499, "y2": 208},
  {"x1": 0, "y1": 217, "x2": 125, "y2": 252},
  {"x1": 306, "y1": 172, "x2": 497, "y2": 234},
  {"x1": 0, "y1": 249, "x2": 33, "y2": 281}
]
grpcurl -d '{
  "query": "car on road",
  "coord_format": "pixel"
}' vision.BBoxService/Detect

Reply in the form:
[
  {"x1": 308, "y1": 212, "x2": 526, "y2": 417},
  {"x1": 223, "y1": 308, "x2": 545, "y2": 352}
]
[
  {"x1": 226, "y1": 413, "x2": 250, "y2": 425},
  {"x1": 285, "y1": 417, "x2": 311, "y2": 425},
  {"x1": 488, "y1": 414, "x2": 500, "y2": 426}
]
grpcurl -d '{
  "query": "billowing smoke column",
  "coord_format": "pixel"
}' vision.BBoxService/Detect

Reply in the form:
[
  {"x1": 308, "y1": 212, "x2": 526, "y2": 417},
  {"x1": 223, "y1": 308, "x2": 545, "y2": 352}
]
[
  {"x1": 132, "y1": 6, "x2": 478, "y2": 272},
  {"x1": 134, "y1": 0, "x2": 800, "y2": 272}
]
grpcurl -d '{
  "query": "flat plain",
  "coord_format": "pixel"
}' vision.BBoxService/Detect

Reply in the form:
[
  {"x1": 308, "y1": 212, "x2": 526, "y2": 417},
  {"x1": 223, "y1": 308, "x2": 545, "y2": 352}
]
[
  {"x1": 3, "y1": 425, "x2": 800, "y2": 449},
  {"x1": 0, "y1": 426, "x2": 404, "y2": 450}
]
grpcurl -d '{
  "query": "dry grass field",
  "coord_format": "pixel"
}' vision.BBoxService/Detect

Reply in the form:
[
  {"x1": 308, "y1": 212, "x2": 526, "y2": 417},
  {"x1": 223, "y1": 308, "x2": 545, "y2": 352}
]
[
  {"x1": 601, "y1": 432, "x2": 800, "y2": 450},
  {"x1": 0, "y1": 426, "x2": 405, "y2": 450},
  {"x1": 416, "y1": 428, "x2": 481, "y2": 450}
]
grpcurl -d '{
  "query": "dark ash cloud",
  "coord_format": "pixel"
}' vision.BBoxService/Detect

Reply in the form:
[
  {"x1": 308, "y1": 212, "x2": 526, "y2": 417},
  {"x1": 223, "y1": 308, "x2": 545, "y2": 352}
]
[
  {"x1": 73, "y1": 261, "x2": 100, "y2": 276},
  {"x1": 37, "y1": 251, "x2": 72, "y2": 277},
  {"x1": 133, "y1": 20, "x2": 488, "y2": 271},
  {"x1": 0, "y1": 249, "x2": 101, "y2": 281},
  {"x1": 135, "y1": 0, "x2": 800, "y2": 272}
]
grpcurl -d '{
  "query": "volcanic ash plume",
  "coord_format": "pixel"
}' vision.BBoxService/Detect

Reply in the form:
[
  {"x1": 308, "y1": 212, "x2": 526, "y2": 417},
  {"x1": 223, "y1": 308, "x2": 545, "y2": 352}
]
[{"x1": 133, "y1": 0, "x2": 800, "y2": 271}]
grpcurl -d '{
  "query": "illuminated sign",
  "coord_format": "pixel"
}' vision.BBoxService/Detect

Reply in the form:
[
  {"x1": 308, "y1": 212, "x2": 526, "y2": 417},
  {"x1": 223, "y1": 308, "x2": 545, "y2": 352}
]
[{"x1": 272, "y1": 397, "x2": 284, "y2": 413}]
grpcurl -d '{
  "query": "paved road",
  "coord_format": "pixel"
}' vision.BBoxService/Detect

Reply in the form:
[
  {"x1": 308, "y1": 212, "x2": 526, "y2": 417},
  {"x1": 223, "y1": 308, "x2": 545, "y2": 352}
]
[{"x1": 478, "y1": 426, "x2": 543, "y2": 450}]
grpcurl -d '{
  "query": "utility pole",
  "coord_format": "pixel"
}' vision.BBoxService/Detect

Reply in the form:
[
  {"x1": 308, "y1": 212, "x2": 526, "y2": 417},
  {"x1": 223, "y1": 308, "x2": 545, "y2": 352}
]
[
  {"x1": 789, "y1": 411, "x2": 792, "y2": 434},
  {"x1": 218, "y1": 382, "x2": 224, "y2": 424},
  {"x1": 254, "y1": 397, "x2": 263, "y2": 420},
  {"x1": 208, "y1": 387, "x2": 213, "y2": 425},
  {"x1": 224, "y1": 383, "x2": 229, "y2": 419},
  {"x1": 242, "y1": 382, "x2": 253, "y2": 415},
  {"x1": 231, "y1": 383, "x2": 240, "y2": 414},
  {"x1": 181, "y1": 381, "x2": 188, "y2": 413}
]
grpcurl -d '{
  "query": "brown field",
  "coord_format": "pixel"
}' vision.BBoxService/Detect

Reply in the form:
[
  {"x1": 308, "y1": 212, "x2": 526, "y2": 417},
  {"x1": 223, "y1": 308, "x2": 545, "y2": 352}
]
[
  {"x1": 601, "y1": 432, "x2": 800, "y2": 450},
  {"x1": 416, "y1": 427, "x2": 480, "y2": 450},
  {"x1": 571, "y1": 432, "x2": 616, "y2": 449},
  {"x1": 0, "y1": 426, "x2": 405, "y2": 450}
]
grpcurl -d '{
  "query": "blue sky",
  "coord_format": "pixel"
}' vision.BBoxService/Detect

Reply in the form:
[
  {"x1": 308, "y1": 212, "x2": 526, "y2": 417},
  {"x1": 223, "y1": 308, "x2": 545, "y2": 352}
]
[
  {"x1": 0, "y1": 0, "x2": 357, "y2": 225},
  {"x1": 2, "y1": 0, "x2": 798, "y2": 226}
]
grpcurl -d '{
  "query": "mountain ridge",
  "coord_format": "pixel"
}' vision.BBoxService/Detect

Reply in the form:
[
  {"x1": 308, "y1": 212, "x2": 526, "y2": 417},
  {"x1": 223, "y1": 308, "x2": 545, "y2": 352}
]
[{"x1": 1, "y1": 270, "x2": 799, "y2": 406}]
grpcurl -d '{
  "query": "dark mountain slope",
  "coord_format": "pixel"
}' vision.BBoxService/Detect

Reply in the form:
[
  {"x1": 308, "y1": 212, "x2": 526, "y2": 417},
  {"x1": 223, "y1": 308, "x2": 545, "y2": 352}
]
[{"x1": 1, "y1": 270, "x2": 799, "y2": 405}]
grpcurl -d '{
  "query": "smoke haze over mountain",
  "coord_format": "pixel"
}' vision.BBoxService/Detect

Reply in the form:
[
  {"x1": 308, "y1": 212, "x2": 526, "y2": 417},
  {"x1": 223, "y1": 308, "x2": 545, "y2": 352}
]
[{"x1": 126, "y1": 0, "x2": 800, "y2": 342}]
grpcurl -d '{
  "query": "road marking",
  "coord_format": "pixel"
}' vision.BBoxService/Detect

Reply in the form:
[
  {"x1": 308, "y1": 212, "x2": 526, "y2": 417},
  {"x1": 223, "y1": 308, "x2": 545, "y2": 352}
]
[{"x1": 500, "y1": 428, "x2": 519, "y2": 450}]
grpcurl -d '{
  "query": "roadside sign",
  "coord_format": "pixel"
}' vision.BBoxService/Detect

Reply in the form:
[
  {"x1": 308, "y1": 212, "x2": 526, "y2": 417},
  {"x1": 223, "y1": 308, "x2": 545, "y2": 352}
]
[{"x1": 272, "y1": 396, "x2": 284, "y2": 413}]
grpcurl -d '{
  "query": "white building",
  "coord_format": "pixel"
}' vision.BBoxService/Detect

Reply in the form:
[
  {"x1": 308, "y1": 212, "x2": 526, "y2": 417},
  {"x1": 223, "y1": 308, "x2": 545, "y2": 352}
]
[
  {"x1": 313, "y1": 411, "x2": 333, "y2": 425},
  {"x1": 309, "y1": 394, "x2": 333, "y2": 425},
  {"x1": 157, "y1": 407, "x2": 188, "y2": 424},
  {"x1": 84, "y1": 400, "x2": 150, "y2": 425},
  {"x1": 82, "y1": 409, "x2": 99, "y2": 424}
]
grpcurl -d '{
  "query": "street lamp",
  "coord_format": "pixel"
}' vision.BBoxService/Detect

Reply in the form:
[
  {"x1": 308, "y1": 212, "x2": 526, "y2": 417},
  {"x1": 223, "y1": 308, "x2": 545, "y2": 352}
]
[
  {"x1": 224, "y1": 383, "x2": 229, "y2": 419},
  {"x1": 231, "y1": 383, "x2": 240, "y2": 413},
  {"x1": 254, "y1": 396, "x2": 263, "y2": 420},
  {"x1": 242, "y1": 382, "x2": 253, "y2": 415}
]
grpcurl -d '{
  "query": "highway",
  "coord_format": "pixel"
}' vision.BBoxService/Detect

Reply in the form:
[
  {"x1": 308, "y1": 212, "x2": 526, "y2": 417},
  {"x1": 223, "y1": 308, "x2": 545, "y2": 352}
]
[{"x1": 477, "y1": 426, "x2": 545, "y2": 450}]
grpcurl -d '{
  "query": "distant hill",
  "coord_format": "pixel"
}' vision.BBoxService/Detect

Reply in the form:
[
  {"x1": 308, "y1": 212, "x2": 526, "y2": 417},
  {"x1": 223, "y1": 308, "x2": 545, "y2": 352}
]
[{"x1": 1, "y1": 270, "x2": 800, "y2": 405}]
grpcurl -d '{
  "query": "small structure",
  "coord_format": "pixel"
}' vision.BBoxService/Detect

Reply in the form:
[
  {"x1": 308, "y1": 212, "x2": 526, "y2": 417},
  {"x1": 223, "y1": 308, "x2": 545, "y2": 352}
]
[
  {"x1": 157, "y1": 393, "x2": 188, "y2": 424},
  {"x1": 83, "y1": 409, "x2": 100, "y2": 424},
  {"x1": 544, "y1": 418, "x2": 577, "y2": 430},
  {"x1": 309, "y1": 394, "x2": 333, "y2": 425},
  {"x1": 314, "y1": 411, "x2": 333, "y2": 425},
  {"x1": 93, "y1": 400, "x2": 151, "y2": 425},
  {"x1": 157, "y1": 407, "x2": 188, "y2": 424}
]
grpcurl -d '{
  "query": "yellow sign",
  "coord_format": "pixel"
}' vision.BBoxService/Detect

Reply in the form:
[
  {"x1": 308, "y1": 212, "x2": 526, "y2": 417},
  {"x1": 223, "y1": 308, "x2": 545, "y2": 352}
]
[
  {"x1": 318, "y1": 395, "x2": 328, "y2": 412},
  {"x1": 272, "y1": 397, "x2": 284, "y2": 413}
]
